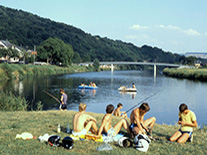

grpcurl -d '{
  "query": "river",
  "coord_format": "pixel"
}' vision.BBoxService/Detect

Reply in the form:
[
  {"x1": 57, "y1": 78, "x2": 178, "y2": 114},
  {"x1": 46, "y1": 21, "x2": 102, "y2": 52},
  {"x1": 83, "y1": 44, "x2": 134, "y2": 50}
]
[{"x1": 2, "y1": 70, "x2": 207, "y2": 126}]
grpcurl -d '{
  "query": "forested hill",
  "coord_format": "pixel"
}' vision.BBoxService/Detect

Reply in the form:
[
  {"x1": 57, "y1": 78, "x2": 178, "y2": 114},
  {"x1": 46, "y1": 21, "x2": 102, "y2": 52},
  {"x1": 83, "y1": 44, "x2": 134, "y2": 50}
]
[{"x1": 0, "y1": 5, "x2": 181, "y2": 63}]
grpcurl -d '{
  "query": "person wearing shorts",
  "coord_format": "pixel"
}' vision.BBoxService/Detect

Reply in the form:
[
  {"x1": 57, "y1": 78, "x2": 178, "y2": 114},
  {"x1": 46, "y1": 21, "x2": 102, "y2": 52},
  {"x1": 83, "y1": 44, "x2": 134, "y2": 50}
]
[
  {"x1": 98, "y1": 104, "x2": 131, "y2": 137},
  {"x1": 169, "y1": 103, "x2": 197, "y2": 143}
]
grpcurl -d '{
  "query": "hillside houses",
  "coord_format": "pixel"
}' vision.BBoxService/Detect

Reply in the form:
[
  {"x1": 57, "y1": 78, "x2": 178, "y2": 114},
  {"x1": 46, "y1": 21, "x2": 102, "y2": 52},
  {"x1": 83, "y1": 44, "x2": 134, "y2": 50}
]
[
  {"x1": 0, "y1": 40, "x2": 35, "y2": 63},
  {"x1": 0, "y1": 40, "x2": 22, "y2": 62}
]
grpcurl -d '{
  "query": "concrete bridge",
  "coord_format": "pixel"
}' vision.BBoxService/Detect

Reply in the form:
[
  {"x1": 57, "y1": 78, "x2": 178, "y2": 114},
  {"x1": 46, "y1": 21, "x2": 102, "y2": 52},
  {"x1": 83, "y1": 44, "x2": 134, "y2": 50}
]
[{"x1": 79, "y1": 61, "x2": 187, "y2": 77}]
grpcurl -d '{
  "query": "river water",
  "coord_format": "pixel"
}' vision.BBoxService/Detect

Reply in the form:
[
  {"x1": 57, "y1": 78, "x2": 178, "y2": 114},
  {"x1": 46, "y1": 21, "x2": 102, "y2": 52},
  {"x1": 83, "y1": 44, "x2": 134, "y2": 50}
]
[{"x1": 2, "y1": 70, "x2": 207, "y2": 126}]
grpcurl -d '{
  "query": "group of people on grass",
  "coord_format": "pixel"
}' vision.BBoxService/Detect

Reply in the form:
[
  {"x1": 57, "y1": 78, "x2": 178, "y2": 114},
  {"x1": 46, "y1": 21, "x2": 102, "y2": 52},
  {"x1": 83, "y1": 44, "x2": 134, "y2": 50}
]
[
  {"x1": 59, "y1": 88, "x2": 197, "y2": 144},
  {"x1": 72, "y1": 102, "x2": 197, "y2": 144}
]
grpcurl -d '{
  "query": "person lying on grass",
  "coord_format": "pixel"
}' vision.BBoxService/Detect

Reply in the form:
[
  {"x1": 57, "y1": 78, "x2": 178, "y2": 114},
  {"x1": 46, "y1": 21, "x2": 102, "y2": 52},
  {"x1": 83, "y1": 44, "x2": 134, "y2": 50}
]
[
  {"x1": 169, "y1": 103, "x2": 197, "y2": 143},
  {"x1": 114, "y1": 103, "x2": 127, "y2": 118},
  {"x1": 129, "y1": 102, "x2": 156, "y2": 139},
  {"x1": 98, "y1": 104, "x2": 131, "y2": 137},
  {"x1": 72, "y1": 103, "x2": 98, "y2": 136}
]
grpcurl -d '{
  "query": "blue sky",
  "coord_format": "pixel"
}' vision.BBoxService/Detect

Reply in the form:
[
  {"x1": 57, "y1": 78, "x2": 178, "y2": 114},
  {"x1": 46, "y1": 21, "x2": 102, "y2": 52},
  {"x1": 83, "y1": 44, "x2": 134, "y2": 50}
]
[{"x1": 1, "y1": 0, "x2": 207, "y2": 54}]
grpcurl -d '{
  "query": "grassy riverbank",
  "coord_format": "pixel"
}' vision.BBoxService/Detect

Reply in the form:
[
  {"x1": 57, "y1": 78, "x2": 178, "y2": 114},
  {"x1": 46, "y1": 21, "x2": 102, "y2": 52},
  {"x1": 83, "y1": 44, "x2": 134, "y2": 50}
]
[
  {"x1": 163, "y1": 67, "x2": 207, "y2": 81},
  {"x1": 0, "y1": 110, "x2": 206, "y2": 155},
  {"x1": 0, "y1": 63, "x2": 88, "y2": 81}
]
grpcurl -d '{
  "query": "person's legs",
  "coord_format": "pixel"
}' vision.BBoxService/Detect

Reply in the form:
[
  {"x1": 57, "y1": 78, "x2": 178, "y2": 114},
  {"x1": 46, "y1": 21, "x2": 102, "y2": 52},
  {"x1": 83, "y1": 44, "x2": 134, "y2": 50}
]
[
  {"x1": 169, "y1": 130, "x2": 182, "y2": 142},
  {"x1": 113, "y1": 118, "x2": 130, "y2": 135},
  {"x1": 143, "y1": 117, "x2": 156, "y2": 129},
  {"x1": 85, "y1": 121, "x2": 98, "y2": 134},
  {"x1": 177, "y1": 133, "x2": 190, "y2": 143}
]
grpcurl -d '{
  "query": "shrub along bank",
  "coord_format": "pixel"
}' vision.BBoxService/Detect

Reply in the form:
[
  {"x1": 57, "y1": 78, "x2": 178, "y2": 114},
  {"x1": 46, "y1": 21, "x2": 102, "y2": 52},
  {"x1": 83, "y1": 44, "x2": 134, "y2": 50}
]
[
  {"x1": 163, "y1": 68, "x2": 207, "y2": 81},
  {"x1": 0, "y1": 63, "x2": 88, "y2": 81}
]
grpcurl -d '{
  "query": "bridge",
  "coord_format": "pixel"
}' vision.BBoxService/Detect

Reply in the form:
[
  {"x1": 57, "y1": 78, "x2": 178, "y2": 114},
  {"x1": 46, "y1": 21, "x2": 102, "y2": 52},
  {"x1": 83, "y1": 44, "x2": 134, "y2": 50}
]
[{"x1": 79, "y1": 61, "x2": 187, "y2": 77}]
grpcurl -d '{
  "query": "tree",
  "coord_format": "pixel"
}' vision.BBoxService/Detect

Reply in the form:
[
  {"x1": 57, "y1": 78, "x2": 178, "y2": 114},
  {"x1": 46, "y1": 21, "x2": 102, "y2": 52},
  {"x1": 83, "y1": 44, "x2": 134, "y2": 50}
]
[
  {"x1": 0, "y1": 48, "x2": 8, "y2": 57},
  {"x1": 19, "y1": 49, "x2": 29, "y2": 64},
  {"x1": 185, "y1": 56, "x2": 197, "y2": 65},
  {"x1": 73, "y1": 52, "x2": 81, "y2": 63},
  {"x1": 5, "y1": 48, "x2": 20, "y2": 63},
  {"x1": 93, "y1": 58, "x2": 100, "y2": 71},
  {"x1": 37, "y1": 37, "x2": 74, "y2": 66}
]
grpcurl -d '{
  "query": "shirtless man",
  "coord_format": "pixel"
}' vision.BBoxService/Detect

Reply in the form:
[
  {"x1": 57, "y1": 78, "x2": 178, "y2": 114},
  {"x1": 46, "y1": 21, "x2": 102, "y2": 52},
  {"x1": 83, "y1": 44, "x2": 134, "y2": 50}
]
[
  {"x1": 114, "y1": 103, "x2": 127, "y2": 118},
  {"x1": 72, "y1": 103, "x2": 98, "y2": 136},
  {"x1": 98, "y1": 104, "x2": 130, "y2": 137},
  {"x1": 130, "y1": 103, "x2": 156, "y2": 138}
]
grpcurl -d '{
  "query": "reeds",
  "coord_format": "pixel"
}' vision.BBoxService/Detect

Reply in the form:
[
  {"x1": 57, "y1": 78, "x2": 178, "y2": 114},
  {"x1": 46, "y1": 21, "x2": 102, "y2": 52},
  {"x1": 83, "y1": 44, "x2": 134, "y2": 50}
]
[{"x1": 163, "y1": 68, "x2": 207, "y2": 81}]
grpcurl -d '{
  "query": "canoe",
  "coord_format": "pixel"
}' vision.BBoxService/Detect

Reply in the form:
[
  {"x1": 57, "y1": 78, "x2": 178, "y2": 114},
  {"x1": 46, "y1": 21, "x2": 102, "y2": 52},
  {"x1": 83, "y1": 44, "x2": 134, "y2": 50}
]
[
  {"x1": 78, "y1": 85, "x2": 98, "y2": 89},
  {"x1": 118, "y1": 87, "x2": 137, "y2": 92}
]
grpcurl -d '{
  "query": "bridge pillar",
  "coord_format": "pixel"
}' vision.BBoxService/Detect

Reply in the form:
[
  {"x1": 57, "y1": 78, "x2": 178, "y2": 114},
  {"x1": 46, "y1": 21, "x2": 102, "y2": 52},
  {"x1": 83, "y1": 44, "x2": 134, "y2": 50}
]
[
  {"x1": 154, "y1": 64, "x2": 156, "y2": 77},
  {"x1": 111, "y1": 64, "x2": 114, "y2": 72}
]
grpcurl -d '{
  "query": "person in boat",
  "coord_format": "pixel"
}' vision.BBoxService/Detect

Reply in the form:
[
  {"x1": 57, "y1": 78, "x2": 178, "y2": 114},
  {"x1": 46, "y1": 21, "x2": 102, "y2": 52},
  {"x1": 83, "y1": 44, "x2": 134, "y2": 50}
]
[
  {"x1": 59, "y1": 88, "x2": 67, "y2": 111},
  {"x1": 169, "y1": 103, "x2": 197, "y2": 143},
  {"x1": 80, "y1": 83, "x2": 85, "y2": 86},
  {"x1": 120, "y1": 85, "x2": 126, "y2": 90},
  {"x1": 89, "y1": 82, "x2": 93, "y2": 87},
  {"x1": 72, "y1": 103, "x2": 98, "y2": 136},
  {"x1": 132, "y1": 83, "x2": 136, "y2": 88},
  {"x1": 129, "y1": 103, "x2": 156, "y2": 138},
  {"x1": 114, "y1": 103, "x2": 127, "y2": 118},
  {"x1": 98, "y1": 104, "x2": 131, "y2": 137},
  {"x1": 92, "y1": 82, "x2": 96, "y2": 87}
]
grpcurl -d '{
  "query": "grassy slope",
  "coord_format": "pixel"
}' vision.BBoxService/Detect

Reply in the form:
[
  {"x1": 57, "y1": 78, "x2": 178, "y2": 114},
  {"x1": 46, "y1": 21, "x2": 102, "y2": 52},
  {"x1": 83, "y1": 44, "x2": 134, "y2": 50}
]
[{"x1": 0, "y1": 111, "x2": 206, "y2": 155}]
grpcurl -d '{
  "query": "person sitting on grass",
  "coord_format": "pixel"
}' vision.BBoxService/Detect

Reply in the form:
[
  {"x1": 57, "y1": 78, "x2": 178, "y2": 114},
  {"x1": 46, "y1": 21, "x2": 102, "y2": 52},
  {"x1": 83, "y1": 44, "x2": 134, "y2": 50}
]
[
  {"x1": 169, "y1": 103, "x2": 197, "y2": 143},
  {"x1": 72, "y1": 103, "x2": 98, "y2": 136},
  {"x1": 98, "y1": 104, "x2": 131, "y2": 137},
  {"x1": 114, "y1": 103, "x2": 127, "y2": 118},
  {"x1": 129, "y1": 103, "x2": 156, "y2": 139}
]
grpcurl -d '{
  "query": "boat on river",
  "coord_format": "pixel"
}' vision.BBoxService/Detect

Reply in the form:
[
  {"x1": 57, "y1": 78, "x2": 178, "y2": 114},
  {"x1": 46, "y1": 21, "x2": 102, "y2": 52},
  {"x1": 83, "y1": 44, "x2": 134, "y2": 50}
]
[
  {"x1": 78, "y1": 85, "x2": 98, "y2": 89},
  {"x1": 118, "y1": 87, "x2": 137, "y2": 92}
]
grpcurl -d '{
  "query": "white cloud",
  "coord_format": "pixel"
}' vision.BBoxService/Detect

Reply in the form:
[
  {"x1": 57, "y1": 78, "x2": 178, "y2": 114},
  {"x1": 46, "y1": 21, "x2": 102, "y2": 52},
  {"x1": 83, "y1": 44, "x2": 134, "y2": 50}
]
[
  {"x1": 155, "y1": 25, "x2": 201, "y2": 36},
  {"x1": 155, "y1": 25, "x2": 181, "y2": 30},
  {"x1": 183, "y1": 29, "x2": 201, "y2": 36},
  {"x1": 125, "y1": 35, "x2": 138, "y2": 39},
  {"x1": 129, "y1": 25, "x2": 148, "y2": 30},
  {"x1": 204, "y1": 32, "x2": 207, "y2": 36}
]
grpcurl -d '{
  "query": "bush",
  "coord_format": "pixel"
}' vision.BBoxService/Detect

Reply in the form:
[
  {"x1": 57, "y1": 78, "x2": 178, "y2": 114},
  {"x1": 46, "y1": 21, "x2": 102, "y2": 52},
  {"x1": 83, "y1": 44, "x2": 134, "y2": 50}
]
[{"x1": 0, "y1": 91, "x2": 28, "y2": 111}]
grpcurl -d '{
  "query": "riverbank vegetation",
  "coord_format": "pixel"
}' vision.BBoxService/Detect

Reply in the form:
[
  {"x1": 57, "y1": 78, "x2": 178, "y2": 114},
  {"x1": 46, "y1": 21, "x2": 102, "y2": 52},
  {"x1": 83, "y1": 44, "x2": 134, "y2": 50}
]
[
  {"x1": 0, "y1": 63, "x2": 88, "y2": 81},
  {"x1": 0, "y1": 110, "x2": 206, "y2": 154},
  {"x1": 163, "y1": 67, "x2": 207, "y2": 81}
]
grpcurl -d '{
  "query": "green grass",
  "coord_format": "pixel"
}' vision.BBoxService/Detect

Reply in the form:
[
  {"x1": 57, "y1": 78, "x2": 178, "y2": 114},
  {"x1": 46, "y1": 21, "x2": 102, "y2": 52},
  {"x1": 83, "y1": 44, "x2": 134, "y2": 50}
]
[
  {"x1": 163, "y1": 68, "x2": 207, "y2": 81},
  {"x1": 0, "y1": 110, "x2": 206, "y2": 154},
  {"x1": 0, "y1": 64, "x2": 88, "y2": 81}
]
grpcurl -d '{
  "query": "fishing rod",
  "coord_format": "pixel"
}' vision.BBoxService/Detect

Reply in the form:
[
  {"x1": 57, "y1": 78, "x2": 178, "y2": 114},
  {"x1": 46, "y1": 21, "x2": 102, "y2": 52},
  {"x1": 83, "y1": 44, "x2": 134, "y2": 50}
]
[
  {"x1": 43, "y1": 90, "x2": 60, "y2": 103},
  {"x1": 125, "y1": 91, "x2": 159, "y2": 114}
]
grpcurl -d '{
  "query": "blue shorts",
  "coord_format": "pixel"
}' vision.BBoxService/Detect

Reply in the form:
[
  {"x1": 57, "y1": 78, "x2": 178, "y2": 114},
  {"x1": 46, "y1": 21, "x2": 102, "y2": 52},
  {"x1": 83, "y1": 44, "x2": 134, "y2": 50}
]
[
  {"x1": 179, "y1": 129, "x2": 193, "y2": 142},
  {"x1": 129, "y1": 123, "x2": 138, "y2": 133}
]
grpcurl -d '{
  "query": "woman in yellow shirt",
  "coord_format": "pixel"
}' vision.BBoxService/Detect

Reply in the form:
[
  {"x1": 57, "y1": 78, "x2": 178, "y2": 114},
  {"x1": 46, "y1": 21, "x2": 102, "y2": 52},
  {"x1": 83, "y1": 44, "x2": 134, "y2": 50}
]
[{"x1": 169, "y1": 103, "x2": 197, "y2": 143}]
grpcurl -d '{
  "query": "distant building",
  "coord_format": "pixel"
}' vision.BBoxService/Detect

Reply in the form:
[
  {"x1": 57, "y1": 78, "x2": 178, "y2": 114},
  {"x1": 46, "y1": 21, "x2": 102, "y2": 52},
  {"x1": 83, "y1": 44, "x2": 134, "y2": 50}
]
[
  {"x1": 0, "y1": 40, "x2": 22, "y2": 62},
  {"x1": 185, "y1": 52, "x2": 207, "y2": 59}
]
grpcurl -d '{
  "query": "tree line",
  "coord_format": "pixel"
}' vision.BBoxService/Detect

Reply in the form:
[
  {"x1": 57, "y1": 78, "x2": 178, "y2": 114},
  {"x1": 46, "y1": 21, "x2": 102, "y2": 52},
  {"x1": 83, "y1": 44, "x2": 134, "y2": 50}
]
[{"x1": 0, "y1": 5, "x2": 190, "y2": 65}]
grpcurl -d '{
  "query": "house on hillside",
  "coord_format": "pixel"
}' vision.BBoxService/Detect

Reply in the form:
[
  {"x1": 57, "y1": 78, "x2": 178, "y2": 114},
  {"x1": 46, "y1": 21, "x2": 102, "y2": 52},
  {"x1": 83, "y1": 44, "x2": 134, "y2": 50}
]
[{"x1": 0, "y1": 40, "x2": 22, "y2": 62}]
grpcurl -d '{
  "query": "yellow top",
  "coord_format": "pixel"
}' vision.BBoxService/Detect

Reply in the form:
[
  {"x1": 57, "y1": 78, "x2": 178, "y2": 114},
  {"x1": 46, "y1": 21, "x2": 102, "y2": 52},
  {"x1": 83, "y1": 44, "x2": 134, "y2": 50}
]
[{"x1": 179, "y1": 110, "x2": 196, "y2": 132}]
